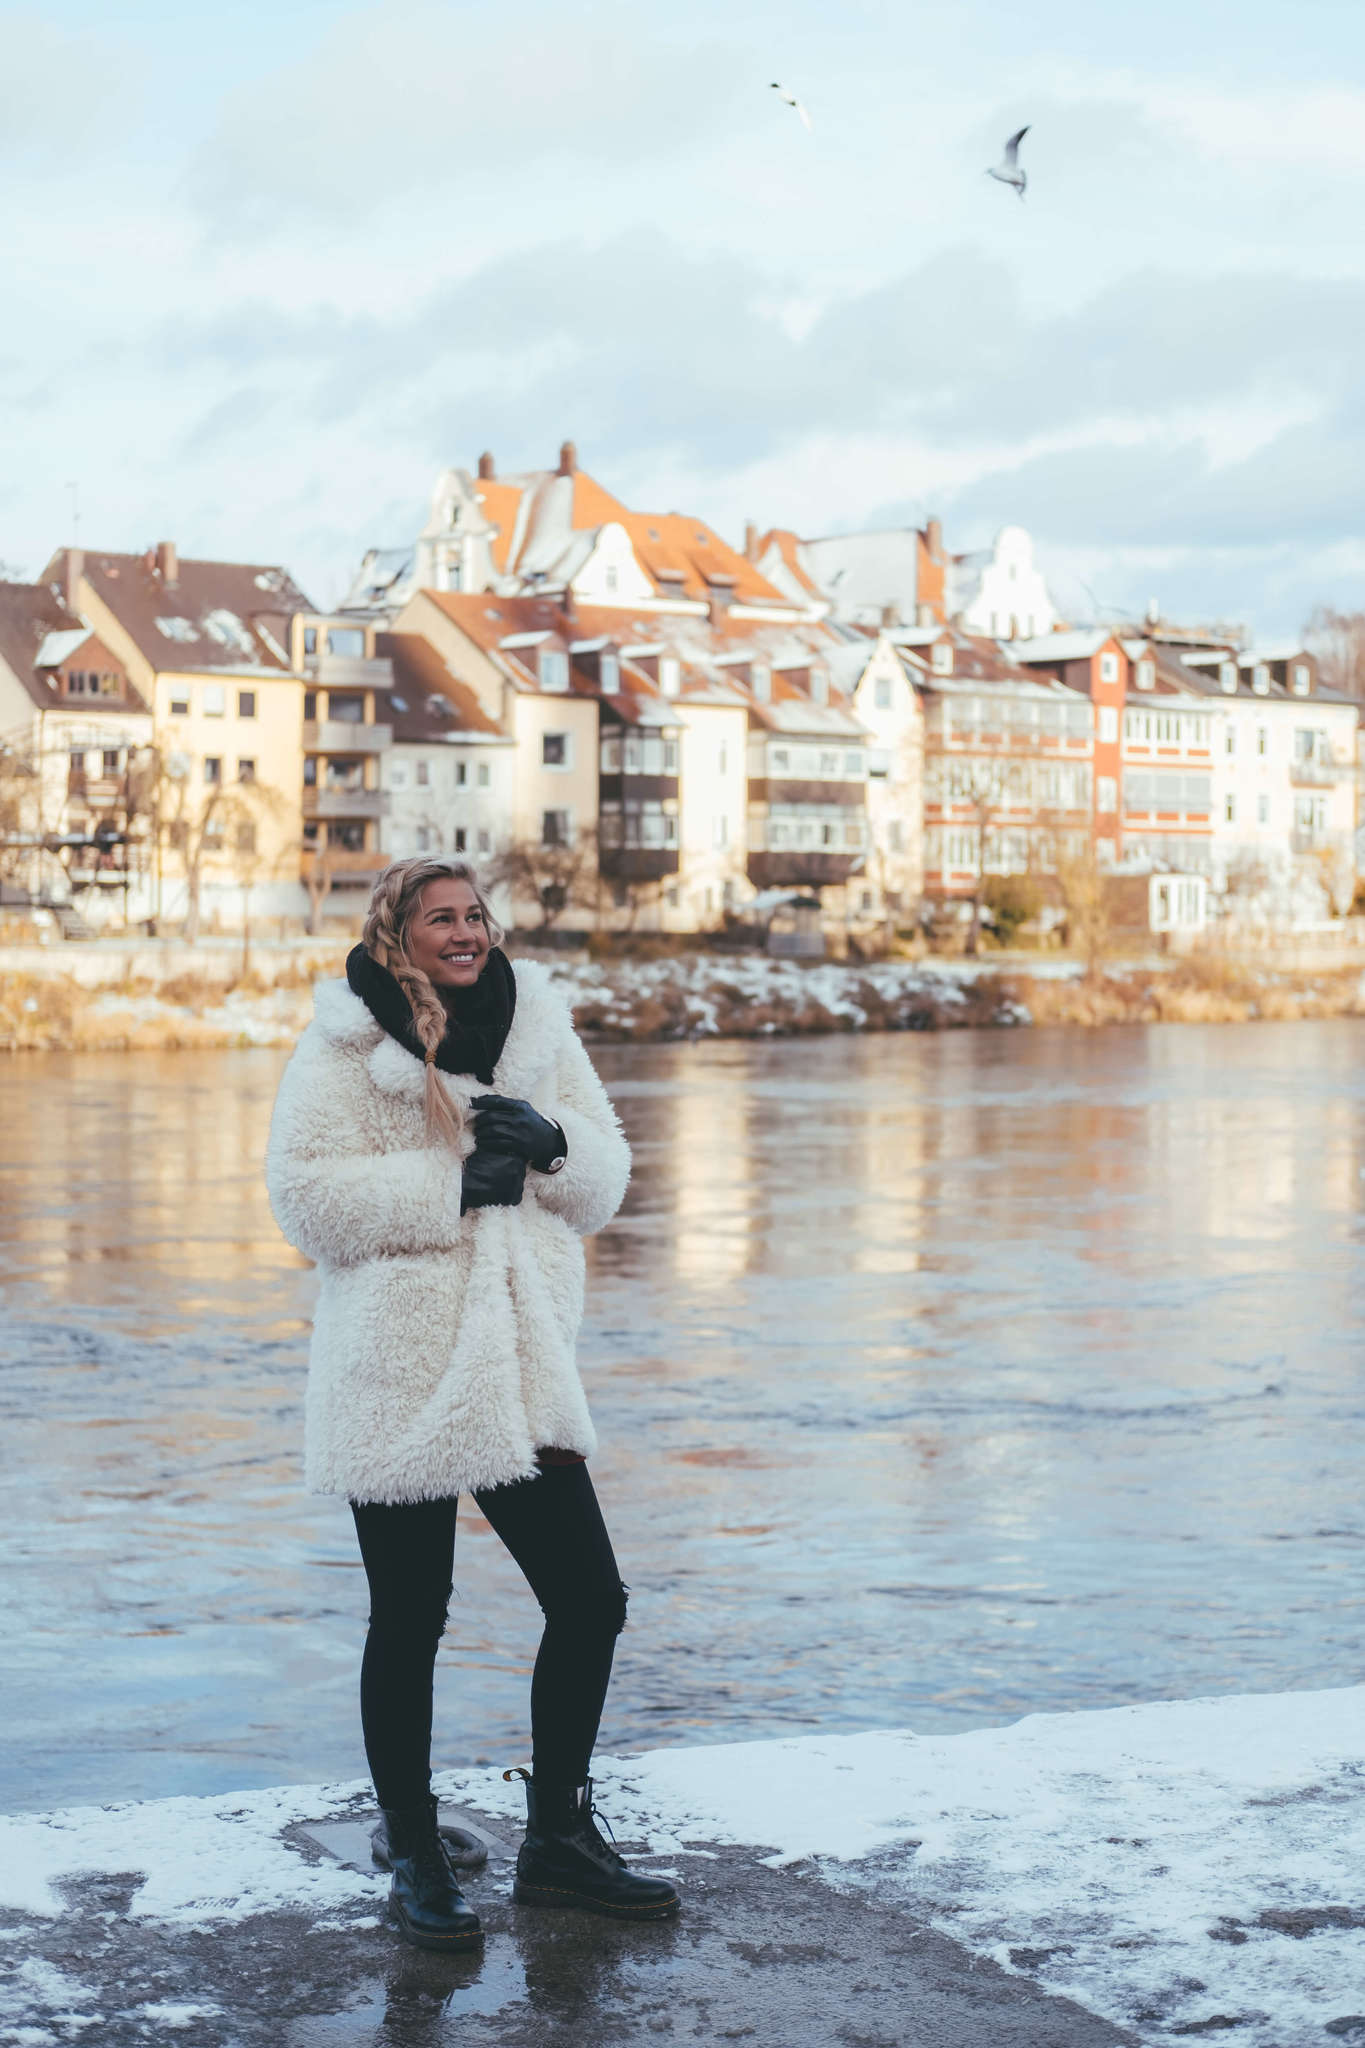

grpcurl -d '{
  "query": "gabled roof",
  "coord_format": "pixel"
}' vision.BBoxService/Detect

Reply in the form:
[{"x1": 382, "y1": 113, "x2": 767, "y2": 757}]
[
  {"x1": 376, "y1": 632, "x2": 507, "y2": 744},
  {"x1": 0, "y1": 580, "x2": 143, "y2": 714},
  {"x1": 44, "y1": 548, "x2": 314, "y2": 675},
  {"x1": 753, "y1": 527, "x2": 825, "y2": 602}
]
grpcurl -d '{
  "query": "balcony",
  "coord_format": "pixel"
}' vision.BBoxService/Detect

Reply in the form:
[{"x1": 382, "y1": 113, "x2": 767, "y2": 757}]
[
  {"x1": 301, "y1": 846, "x2": 389, "y2": 885},
  {"x1": 1289, "y1": 757, "x2": 1349, "y2": 786},
  {"x1": 302, "y1": 788, "x2": 390, "y2": 821},
  {"x1": 599, "y1": 847, "x2": 680, "y2": 882},
  {"x1": 303, "y1": 654, "x2": 394, "y2": 690},
  {"x1": 303, "y1": 720, "x2": 392, "y2": 754},
  {"x1": 747, "y1": 850, "x2": 862, "y2": 888}
]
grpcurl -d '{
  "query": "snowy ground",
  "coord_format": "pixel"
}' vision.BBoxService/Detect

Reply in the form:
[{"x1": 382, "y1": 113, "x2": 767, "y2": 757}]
[{"x1": 2, "y1": 1687, "x2": 1363, "y2": 2045}]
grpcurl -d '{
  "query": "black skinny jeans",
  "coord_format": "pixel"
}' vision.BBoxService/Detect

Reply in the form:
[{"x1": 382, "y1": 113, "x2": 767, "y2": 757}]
[{"x1": 350, "y1": 1462, "x2": 627, "y2": 1809}]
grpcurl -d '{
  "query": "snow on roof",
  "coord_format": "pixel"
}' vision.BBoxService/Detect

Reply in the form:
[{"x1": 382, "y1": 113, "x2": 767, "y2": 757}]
[
  {"x1": 35, "y1": 626, "x2": 93, "y2": 667},
  {"x1": 1008, "y1": 630, "x2": 1113, "y2": 663},
  {"x1": 801, "y1": 529, "x2": 921, "y2": 618},
  {"x1": 498, "y1": 630, "x2": 554, "y2": 649}
]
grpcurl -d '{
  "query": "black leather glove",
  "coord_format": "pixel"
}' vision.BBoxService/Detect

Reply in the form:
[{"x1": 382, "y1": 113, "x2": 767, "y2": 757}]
[
  {"x1": 459, "y1": 1149, "x2": 527, "y2": 1214},
  {"x1": 471, "y1": 1094, "x2": 567, "y2": 1174}
]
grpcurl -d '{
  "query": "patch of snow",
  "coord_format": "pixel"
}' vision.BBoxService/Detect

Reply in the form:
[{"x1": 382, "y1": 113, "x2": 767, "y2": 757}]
[
  {"x1": 129, "y1": 2003, "x2": 222, "y2": 2029},
  {"x1": 0, "y1": 1959, "x2": 104, "y2": 2044},
  {"x1": 200, "y1": 610, "x2": 257, "y2": 658},
  {"x1": 255, "y1": 623, "x2": 289, "y2": 666},
  {"x1": 153, "y1": 617, "x2": 200, "y2": 644}
]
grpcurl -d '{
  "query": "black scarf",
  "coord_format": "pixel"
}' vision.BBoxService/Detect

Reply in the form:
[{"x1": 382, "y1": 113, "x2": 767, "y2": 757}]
[{"x1": 346, "y1": 943, "x2": 516, "y2": 1086}]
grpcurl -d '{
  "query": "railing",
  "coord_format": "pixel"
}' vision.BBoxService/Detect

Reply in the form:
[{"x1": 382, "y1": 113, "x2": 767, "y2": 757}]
[
  {"x1": 303, "y1": 655, "x2": 393, "y2": 689},
  {"x1": 302, "y1": 789, "x2": 390, "y2": 821},
  {"x1": 303, "y1": 721, "x2": 392, "y2": 754},
  {"x1": 1289, "y1": 758, "x2": 1350, "y2": 786},
  {"x1": 300, "y1": 846, "x2": 387, "y2": 882}
]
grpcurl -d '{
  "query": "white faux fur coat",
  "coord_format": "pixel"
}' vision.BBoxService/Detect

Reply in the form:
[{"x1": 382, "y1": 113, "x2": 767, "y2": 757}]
[{"x1": 265, "y1": 959, "x2": 630, "y2": 1504}]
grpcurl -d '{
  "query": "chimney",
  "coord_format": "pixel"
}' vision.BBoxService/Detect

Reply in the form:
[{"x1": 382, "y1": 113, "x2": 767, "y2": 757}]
[
  {"x1": 924, "y1": 517, "x2": 942, "y2": 559},
  {"x1": 880, "y1": 602, "x2": 900, "y2": 629},
  {"x1": 744, "y1": 521, "x2": 759, "y2": 561},
  {"x1": 558, "y1": 439, "x2": 577, "y2": 477},
  {"x1": 477, "y1": 451, "x2": 495, "y2": 480},
  {"x1": 156, "y1": 540, "x2": 178, "y2": 586},
  {"x1": 64, "y1": 547, "x2": 84, "y2": 615}
]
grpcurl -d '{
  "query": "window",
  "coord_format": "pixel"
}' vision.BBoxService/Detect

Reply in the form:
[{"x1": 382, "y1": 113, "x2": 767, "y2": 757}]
[
  {"x1": 1292, "y1": 663, "x2": 1311, "y2": 696},
  {"x1": 203, "y1": 684, "x2": 225, "y2": 717},
  {"x1": 169, "y1": 691, "x2": 191, "y2": 716},
  {"x1": 1136, "y1": 660, "x2": 1155, "y2": 691},
  {"x1": 1225, "y1": 795, "x2": 1236, "y2": 823},
  {"x1": 810, "y1": 667, "x2": 829, "y2": 706},
  {"x1": 1257, "y1": 727, "x2": 1268, "y2": 757},
  {"x1": 303, "y1": 692, "x2": 317, "y2": 721},
  {"x1": 237, "y1": 758, "x2": 256, "y2": 783},
  {"x1": 326, "y1": 627, "x2": 364, "y2": 657},
  {"x1": 820, "y1": 750, "x2": 838, "y2": 776},
  {"x1": 477, "y1": 828, "x2": 491, "y2": 853},
  {"x1": 1220, "y1": 662, "x2": 1237, "y2": 694},
  {"x1": 203, "y1": 756, "x2": 222, "y2": 785},
  {"x1": 713, "y1": 814, "x2": 729, "y2": 848},
  {"x1": 328, "y1": 692, "x2": 364, "y2": 723},
  {"x1": 1099, "y1": 652, "x2": 1119, "y2": 683},
  {"x1": 932, "y1": 641, "x2": 953, "y2": 675},
  {"x1": 604, "y1": 564, "x2": 618, "y2": 593},
  {"x1": 1252, "y1": 664, "x2": 1270, "y2": 694},
  {"x1": 542, "y1": 732, "x2": 570, "y2": 768},
  {"x1": 751, "y1": 664, "x2": 771, "y2": 702},
  {"x1": 235, "y1": 822, "x2": 257, "y2": 854},
  {"x1": 303, "y1": 757, "x2": 318, "y2": 786},
  {"x1": 102, "y1": 749, "x2": 120, "y2": 777},
  {"x1": 718, "y1": 741, "x2": 728, "y2": 774},
  {"x1": 455, "y1": 761, "x2": 467, "y2": 786},
  {"x1": 539, "y1": 648, "x2": 569, "y2": 692},
  {"x1": 542, "y1": 808, "x2": 571, "y2": 847},
  {"x1": 304, "y1": 627, "x2": 318, "y2": 655},
  {"x1": 874, "y1": 676, "x2": 892, "y2": 709},
  {"x1": 659, "y1": 656, "x2": 680, "y2": 698},
  {"x1": 237, "y1": 690, "x2": 256, "y2": 718},
  {"x1": 476, "y1": 762, "x2": 490, "y2": 788},
  {"x1": 1258, "y1": 794, "x2": 1270, "y2": 824},
  {"x1": 416, "y1": 760, "x2": 430, "y2": 786},
  {"x1": 1225, "y1": 725, "x2": 1236, "y2": 756},
  {"x1": 844, "y1": 750, "x2": 862, "y2": 775},
  {"x1": 416, "y1": 826, "x2": 433, "y2": 852},
  {"x1": 600, "y1": 653, "x2": 620, "y2": 695},
  {"x1": 1098, "y1": 705, "x2": 1118, "y2": 744},
  {"x1": 454, "y1": 826, "x2": 468, "y2": 852},
  {"x1": 888, "y1": 819, "x2": 903, "y2": 852},
  {"x1": 389, "y1": 762, "x2": 409, "y2": 788},
  {"x1": 663, "y1": 737, "x2": 679, "y2": 774},
  {"x1": 1097, "y1": 775, "x2": 1117, "y2": 812}
]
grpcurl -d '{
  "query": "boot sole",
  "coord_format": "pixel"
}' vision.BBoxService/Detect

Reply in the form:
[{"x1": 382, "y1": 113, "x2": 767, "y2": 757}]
[
  {"x1": 512, "y1": 1878, "x2": 680, "y2": 1920},
  {"x1": 387, "y1": 1901, "x2": 484, "y2": 1950}
]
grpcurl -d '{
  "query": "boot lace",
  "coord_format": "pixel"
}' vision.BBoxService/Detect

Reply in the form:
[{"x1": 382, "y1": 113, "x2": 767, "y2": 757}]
[{"x1": 585, "y1": 1796, "x2": 625, "y2": 1867}]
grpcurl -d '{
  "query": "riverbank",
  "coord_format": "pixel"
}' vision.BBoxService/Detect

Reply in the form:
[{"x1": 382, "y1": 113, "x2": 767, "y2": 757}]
[
  {"x1": 2, "y1": 1688, "x2": 1362, "y2": 2046},
  {"x1": 3, "y1": 948, "x2": 1365, "y2": 1049}
]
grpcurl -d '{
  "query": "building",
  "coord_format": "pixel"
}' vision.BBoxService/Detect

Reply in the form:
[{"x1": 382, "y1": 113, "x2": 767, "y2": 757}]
[
  {"x1": 42, "y1": 544, "x2": 316, "y2": 930},
  {"x1": 1006, "y1": 630, "x2": 1133, "y2": 864},
  {"x1": 947, "y1": 527, "x2": 1057, "y2": 641},
  {"x1": 0, "y1": 579, "x2": 152, "y2": 924},
  {"x1": 907, "y1": 627, "x2": 1092, "y2": 900},
  {"x1": 1114, "y1": 640, "x2": 1216, "y2": 873},
  {"x1": 375, "y1": 633, "x2": 514, "y2": 870}
]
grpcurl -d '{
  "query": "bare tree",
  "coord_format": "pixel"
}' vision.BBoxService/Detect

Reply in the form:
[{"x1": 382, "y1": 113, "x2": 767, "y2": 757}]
[
  {"x1": 952, "y1": 762, "x2": 1004, "y2": 956},
  {"x1": 224, "y1": 781, "x2": 290, "y2": 973},
  {"x1": 1304, "y1": 606, "x2": 1365, "y2": 701},
  {"x1": 302, "y1": 836, "x2": 337, "y2": 936},
  {"x1": 1051, "y1": 837, "x2": 1114, "y2": 976},
  {"x1": 487, "y1": 828, "x2": 598, "y2": 931},
  {"x1": 0, "y1": 731, "x2": 38, "y2": 890}
]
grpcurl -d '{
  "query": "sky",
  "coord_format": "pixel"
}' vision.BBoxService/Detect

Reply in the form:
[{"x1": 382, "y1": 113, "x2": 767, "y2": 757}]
[{"x1": 3, "y1": 0, "x2": 1365, "y2": 636}]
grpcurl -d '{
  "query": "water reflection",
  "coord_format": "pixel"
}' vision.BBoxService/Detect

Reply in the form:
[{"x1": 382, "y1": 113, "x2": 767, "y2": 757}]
[{"x1": 2, "y1": 1023, "x2": 1364, "y2": 1813}]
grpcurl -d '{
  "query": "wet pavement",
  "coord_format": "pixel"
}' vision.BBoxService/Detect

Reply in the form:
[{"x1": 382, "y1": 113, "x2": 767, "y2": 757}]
[
  {"x1": 2, "y1": 1806, "x2": 1136, "y2": 2048},
  {"x1": 3, "y1": 1024, "x2": 1365, "y2": 1811}
]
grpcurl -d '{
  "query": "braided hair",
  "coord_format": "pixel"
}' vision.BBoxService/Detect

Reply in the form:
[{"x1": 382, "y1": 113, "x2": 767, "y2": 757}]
[{"x1": 360, "y1": 857, "x2": 505, "y2": 1147}]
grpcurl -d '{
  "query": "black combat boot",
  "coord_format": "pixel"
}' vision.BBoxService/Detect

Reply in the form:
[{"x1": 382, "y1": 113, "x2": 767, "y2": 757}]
[
  {"x1": 505, "y1": 1768, "x2": 681, "y2": 1920},
  {"x1": 371, "y1": 1793, "x2": 488, "y2": 1875},
  {"x1": 380, "y1": 1797, "x2": 483, "y2": 1950}
]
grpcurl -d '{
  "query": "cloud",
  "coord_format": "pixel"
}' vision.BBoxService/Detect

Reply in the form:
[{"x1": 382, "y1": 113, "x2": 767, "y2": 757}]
[
  {"x1": 0, "y1": 10, "x2": 135, "y2": 163},
  {"x1": 184, "y1": 0, "x2": 754, "y2": 235}
]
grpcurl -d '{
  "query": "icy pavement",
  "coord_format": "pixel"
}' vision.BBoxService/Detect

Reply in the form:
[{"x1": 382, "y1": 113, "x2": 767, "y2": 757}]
[{"x1": 3, "y1": 1688, "x2": 1364, "y2": 2045}]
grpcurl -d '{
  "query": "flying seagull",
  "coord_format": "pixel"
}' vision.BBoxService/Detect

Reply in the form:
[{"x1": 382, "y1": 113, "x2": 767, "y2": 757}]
[
  {"x1": 771, "y1": 82, "x2": 813, "y2": 132},
  {"x1": 987, "y1": 125, "x2": 1029, "y2": 199}
]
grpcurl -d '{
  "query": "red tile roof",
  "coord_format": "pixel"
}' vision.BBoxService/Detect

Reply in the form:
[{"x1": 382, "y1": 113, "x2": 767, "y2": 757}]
[{"x1": 42, "y1": 548, "x2": 313, "y2": 674}]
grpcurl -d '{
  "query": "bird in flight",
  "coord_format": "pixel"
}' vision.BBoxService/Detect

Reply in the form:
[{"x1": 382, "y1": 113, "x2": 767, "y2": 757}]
[
  {"x1": 771, "y1": 82, "x2": 813, "y2": 132},
  {"x1": 987, "y1": 126, "x2": 1030, "y2": 199}
]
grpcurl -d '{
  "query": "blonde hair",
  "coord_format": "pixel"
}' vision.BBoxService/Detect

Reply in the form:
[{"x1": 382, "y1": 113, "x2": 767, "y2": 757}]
[{"x1": 361, "y1": 857, "x2": 506, "y2": 1147}]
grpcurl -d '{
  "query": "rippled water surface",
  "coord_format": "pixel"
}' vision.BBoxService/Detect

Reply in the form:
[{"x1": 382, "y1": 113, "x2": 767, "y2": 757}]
[{"x1": 2, "y1": 1024, "x2": 1364, "y2": 1812}]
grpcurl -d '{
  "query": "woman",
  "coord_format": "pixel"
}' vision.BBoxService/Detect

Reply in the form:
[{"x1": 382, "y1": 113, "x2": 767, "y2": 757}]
[{"x1": 266, "y1": 856, "x2": 679, "y2": 1950}]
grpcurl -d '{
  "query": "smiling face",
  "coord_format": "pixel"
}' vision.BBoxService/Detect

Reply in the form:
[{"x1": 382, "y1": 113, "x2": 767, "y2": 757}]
[{"x1": 403, "y1": 877, "x2": 492, "y2": 990}]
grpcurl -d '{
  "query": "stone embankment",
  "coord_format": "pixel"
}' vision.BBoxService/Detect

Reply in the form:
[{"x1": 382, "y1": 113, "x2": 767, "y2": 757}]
[{"x1": 2, "y1": 946, "x2": 1365, "y2": 1051}]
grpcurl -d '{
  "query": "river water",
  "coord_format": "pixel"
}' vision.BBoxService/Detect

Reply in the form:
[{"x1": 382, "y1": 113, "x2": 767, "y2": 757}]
[{"x1": 2, "y1": 1024, "x2": 1363, "y2": 1814}]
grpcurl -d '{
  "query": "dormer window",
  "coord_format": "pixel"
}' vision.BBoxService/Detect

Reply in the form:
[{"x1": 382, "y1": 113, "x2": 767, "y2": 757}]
[
  {"x1": 1099, "y1": 651, "x2": 1120, "y2": 683},
  {"x1": 659, "y1": 655, "x2": 681, "y2": 697},
  {"x1": 1252, "y1": 664, "x2": 1270, "y2": 695},
  {"x1": 1220, "y1": 662, "x2": 1238, "y2": 694},
  {"x1": 539, "y1": 648, "x2": 569, "y2": 692},
  {"x1": 1292, "y1": 663, "x2": 1311, "y2": 696},
  {"x1": 810, "y1": 667, "x2": 829, "y2": 706},
  {"x1": 932, "y1": 641, "x2": 953, "y2": 676},
  {"x1": 1137, "y1": 660, "x2": 1155, "y2": 691},
  {"x1": 600, "y1": 653, "x2": 620, "y2": 695},
  {"x1": 751, "y1": 663, "x2": 772, "y2": 702}
]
